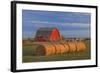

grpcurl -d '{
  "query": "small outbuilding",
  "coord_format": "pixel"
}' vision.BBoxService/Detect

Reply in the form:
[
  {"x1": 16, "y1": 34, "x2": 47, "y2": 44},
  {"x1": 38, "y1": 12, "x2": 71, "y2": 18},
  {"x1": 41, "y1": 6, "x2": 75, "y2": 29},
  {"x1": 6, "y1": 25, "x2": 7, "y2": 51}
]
[{"x1": 35, "y1": 28, "x2": 61, "y2": 42}]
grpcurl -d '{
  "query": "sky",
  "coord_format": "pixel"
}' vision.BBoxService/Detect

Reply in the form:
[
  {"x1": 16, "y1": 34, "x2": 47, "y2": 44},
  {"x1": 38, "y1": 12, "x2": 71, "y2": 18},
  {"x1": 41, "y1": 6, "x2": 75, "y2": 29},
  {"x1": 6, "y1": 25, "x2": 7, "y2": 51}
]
[{"x1": 22, "y1": 10, "x2": 91, "y2": 39}]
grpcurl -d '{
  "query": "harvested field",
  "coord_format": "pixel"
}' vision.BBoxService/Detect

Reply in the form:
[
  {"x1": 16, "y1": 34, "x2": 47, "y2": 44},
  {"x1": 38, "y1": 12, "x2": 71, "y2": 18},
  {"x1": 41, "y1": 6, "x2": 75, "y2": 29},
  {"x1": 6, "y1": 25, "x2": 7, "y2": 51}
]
[{"x1": 22, "y1": 40, "x2": 90, "y2": 63}]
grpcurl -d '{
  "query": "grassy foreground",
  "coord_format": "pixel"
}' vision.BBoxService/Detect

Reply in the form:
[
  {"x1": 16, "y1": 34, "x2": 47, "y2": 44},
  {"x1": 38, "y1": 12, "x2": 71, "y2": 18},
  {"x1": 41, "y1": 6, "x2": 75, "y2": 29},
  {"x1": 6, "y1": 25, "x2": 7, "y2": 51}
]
[{"x1": 22, "y1": 40, "x2": 90, "y2": 63}]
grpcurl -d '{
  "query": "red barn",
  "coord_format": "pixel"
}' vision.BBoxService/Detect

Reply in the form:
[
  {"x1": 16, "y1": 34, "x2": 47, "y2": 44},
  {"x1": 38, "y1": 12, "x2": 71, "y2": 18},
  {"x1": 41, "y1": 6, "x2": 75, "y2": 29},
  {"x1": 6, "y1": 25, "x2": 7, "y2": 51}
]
[{"x1": 35, "y1": 28, "x2": 61, "y2": 42}]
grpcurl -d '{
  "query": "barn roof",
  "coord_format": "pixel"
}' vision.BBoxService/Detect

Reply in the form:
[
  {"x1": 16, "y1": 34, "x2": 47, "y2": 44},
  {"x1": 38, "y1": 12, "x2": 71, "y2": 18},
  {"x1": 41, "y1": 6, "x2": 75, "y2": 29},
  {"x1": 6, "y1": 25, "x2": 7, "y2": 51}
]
[{"x1": 35, "y1": 28, "x2": 58, "y2": 38}]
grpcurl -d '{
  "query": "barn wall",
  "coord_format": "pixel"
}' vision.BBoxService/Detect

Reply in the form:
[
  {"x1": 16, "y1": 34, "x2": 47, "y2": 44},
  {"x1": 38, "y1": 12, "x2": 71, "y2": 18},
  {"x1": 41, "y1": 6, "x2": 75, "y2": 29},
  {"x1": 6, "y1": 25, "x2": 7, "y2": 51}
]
[{"x1": 50, "y1": 29, "x2": 61, "y2": 41}]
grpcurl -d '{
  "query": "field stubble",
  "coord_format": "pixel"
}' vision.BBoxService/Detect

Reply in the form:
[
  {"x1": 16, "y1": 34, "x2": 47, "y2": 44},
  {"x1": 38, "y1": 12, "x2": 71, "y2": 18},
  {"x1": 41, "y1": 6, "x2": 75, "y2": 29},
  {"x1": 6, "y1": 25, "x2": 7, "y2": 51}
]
[{"x1": 22, "y1": 40, "x2": 90, "y2": 63}]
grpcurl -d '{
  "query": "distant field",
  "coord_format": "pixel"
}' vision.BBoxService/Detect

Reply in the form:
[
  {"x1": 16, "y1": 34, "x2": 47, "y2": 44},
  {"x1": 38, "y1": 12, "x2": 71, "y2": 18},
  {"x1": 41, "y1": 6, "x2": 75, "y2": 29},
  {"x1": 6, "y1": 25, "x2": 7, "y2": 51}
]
[{"x1": 22, "y1": 40, "x2": 90, "y2": 63}]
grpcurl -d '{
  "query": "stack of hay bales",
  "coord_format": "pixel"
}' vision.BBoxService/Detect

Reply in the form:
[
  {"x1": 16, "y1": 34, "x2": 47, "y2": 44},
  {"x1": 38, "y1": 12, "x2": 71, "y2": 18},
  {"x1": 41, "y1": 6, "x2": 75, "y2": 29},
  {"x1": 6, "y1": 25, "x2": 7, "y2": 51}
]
[{"x1": 34, "y1": 41, "x2": 86, "y2": 56}]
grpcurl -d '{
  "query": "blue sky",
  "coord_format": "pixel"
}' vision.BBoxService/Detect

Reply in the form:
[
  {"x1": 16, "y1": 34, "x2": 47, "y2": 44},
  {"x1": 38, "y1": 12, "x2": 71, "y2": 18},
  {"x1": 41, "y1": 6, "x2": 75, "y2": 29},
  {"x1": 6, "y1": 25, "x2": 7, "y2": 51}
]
[{"x1": 22, "y1": 10, "x2": 91, "y2": 38}]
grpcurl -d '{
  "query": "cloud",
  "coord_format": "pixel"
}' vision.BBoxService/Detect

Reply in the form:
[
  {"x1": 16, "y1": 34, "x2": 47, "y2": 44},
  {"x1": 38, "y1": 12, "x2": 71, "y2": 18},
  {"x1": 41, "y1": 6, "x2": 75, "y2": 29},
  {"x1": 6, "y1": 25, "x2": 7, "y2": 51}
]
[
  {"x1": 64, "y1": 23, "x2": 90, "y2": 28},
  {"x1": 61, "y1": 30, "x2": 90, "y2": 38},
  {"x1": 24, "y1": 20, "x2": 90, "y2": 28}
]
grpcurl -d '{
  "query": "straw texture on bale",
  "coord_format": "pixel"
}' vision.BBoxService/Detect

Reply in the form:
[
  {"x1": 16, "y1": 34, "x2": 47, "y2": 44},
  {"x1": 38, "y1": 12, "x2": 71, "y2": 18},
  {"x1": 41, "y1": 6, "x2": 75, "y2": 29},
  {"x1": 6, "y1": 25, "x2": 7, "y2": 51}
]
[
  {"x1": 34, "y1": 41, "x2": 86, "y2": 56},
  {"x1": 76, "y1": 42, "x2": 86, "y2": 52},
  {"x1": 67, "y1": 42, "x2": 77, "y2": 52},
  {"x1": 63, "y1": 43, "x2": 69, "y2": 52},
  {"x1": 35, "y1": 44, "x2": 56, "y2": 56}
]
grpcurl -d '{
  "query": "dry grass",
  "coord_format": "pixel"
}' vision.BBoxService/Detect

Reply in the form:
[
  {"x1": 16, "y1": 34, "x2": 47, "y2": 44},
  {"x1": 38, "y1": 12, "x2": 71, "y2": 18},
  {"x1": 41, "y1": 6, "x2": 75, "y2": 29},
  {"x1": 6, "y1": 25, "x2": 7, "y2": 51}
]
[{"x1": 22, "y1": 40, "x2": 90, "y2": 63}]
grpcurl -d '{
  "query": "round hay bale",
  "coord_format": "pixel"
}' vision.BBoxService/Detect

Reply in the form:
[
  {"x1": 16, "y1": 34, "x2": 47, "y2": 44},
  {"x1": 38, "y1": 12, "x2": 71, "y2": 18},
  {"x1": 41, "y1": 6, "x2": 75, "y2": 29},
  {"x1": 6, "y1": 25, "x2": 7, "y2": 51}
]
[
  {"x1": 76, "y1": 42, "x2": 86, "y2": 52},
  {"x1": 59, "y1": 43, "x2": 69, "y2": 53},
  {"x1": 44, "y1": 44, "x2": 52, "y2": 55},
  {"x1": 63, "y1": 43, "x2": 70, "y2": 53},
  {"x1": 35, "y1": 43, "x2": 56, "y2": 56},
  {"x1": 45, "y1": 43, "x2": 56, "y2": 55},
  {"x1": 68, "y1": 42, "x2": 77, "y2": 52},
  {"x1": 52, "y1": 42, "x2": 69, "y2": 54},
  {"x1": 53, "y1": 43, "x2": 61, "y2": 54},
  {"x1": 57, "y1": 44, "x2": 66, "y2": 53},
  {"x1": 35, "y1": 45, "x2": 45, "y2": 56}
]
